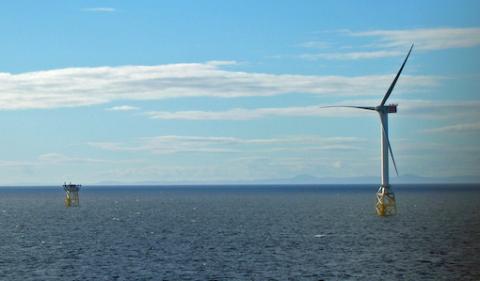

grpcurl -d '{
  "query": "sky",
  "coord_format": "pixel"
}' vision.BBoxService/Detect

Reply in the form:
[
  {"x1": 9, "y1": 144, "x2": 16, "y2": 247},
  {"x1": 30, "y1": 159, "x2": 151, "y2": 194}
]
[{"x1": 0, "y1": 0, "x2": 479, "y2": 185}]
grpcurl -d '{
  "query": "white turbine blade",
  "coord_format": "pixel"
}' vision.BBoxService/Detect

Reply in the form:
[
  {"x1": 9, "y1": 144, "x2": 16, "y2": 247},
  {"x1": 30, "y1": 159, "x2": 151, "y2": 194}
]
[
  {"x1": 380, "y1": 44, "x2": 414, "y2": 106},
  {"x1": 379, "y1": 115, "x2": 399, "y2": 176}
]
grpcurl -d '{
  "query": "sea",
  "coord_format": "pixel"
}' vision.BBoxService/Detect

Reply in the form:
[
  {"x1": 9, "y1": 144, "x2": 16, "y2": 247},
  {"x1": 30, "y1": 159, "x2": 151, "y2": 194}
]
[{"x1": 0, "y1": 184, "x2": 479, "y2": 281}]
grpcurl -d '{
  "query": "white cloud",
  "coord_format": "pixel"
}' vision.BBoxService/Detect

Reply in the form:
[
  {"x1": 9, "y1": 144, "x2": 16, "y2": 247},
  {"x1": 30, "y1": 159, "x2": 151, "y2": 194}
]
[
  {"x1": 144, "y1": 99, "x2": 480, "y2": 121},
  {"x1": 0, "y1": 160, "x2": 35, "y2": 167},
  {"x1": 333, "y1": 160, "x2": 342, "y2": 169},
  {"x1": 300, "y1": 50, "x2": 403, "y2": 60},
  {"x1": 352, "y1": 27, "x2": 480, "y2": 51},
  {"x1": 0, "y1": 62, "x2": 438, "y2": 110},
  {"x1": 400, "y1": 100, "x2": 480, "y2": 119},
  {"x1": 106, "y1": 105, "x2": 140, "y2": 111},
  {"x1": 145, "y1": 105, "x2": 374, "y2": 120},
  {"x1": 423, "y1": 122, "x2": 480, "y2": 134},
  {"x1": 82, "y1": 7, "x2": 116, "y2": 13},
  {"x1": 301, "y1": 27, "x2": 480, "y2": 60},
  {"x1": 297, "y1": 41, "x2": 331, "y2": 49},
  {"x1": 0, "y1": 153, "x2": 119, "y2": 168},
  {"x1": 89, "y1": 135, "x2": 365, "y2": 155},
  {"x1": 37, "y1": 153, "x2": 113, "y2": 164}
]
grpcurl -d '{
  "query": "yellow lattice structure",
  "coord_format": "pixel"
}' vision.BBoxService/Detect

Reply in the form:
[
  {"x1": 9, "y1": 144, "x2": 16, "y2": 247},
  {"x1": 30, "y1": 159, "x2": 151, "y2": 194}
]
[
  {"x1": 63, "y1": 183, "x2": 81, "y2": 207},
  {"x1": 376, "y1": 185, "x2": 396, "y2": 216}
]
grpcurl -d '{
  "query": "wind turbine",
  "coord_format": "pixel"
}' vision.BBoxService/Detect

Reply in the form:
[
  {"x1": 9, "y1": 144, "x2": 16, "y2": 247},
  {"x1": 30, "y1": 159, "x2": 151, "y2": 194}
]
[{"x1": 326, "y1": 44, "x2": 413, "y2": 216}]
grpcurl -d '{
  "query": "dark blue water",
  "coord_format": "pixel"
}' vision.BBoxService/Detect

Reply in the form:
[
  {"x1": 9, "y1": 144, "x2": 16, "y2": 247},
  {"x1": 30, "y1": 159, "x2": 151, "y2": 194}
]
[{"x1": 0, "y1": 184, "x2": 479, "y2": 280}]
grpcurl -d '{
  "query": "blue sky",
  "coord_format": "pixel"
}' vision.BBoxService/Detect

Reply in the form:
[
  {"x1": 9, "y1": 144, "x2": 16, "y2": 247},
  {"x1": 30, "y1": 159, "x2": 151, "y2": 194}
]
[{"x1": 0, "y1": 1, "x2": 479, "y2": 184}]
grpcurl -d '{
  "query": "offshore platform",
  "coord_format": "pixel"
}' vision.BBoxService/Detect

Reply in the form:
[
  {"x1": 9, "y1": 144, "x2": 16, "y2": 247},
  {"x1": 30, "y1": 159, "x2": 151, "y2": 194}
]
[{"x1": 63, "y1": 182, "x2": 81, "y2": 207}]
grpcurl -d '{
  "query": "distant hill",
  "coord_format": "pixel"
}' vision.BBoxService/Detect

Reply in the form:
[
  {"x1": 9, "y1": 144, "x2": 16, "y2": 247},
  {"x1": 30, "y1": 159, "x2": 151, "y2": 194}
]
[{"x1": 10, "y1": 174, "x2": 477, "y2": 187}]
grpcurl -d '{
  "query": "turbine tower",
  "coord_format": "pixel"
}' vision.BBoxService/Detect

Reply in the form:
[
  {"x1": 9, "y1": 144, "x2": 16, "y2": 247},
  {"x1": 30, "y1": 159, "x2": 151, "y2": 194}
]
[{"x1": 328, "y1": 44, "x2": 413, "y2": 216}]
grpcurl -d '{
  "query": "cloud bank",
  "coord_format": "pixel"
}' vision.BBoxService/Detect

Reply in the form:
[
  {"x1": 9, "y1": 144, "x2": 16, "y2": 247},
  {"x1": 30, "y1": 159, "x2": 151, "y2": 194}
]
[{"x1": 0, "y1": 62, "x2": 438, "y2": 110}]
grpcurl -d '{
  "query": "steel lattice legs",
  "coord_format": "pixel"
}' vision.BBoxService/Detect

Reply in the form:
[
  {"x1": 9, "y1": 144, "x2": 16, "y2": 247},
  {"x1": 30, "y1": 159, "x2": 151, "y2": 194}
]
[
  {"x1": 376, "y1": 185, "x2": 396, "y2": 216},
  {"x1": 64, "y1": 191, "x2": 79, "y2": 207}
]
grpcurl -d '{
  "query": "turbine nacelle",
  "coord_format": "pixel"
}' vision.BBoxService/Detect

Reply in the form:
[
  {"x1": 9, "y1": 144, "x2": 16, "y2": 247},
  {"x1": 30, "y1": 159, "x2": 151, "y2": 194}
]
[{"x1": 376, "y1": 104, "x2": 398, "y2": 114}]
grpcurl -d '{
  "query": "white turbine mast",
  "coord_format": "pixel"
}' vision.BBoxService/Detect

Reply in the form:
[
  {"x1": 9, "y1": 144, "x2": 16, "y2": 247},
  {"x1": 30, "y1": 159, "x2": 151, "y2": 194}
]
[{"x1": 325, "y1": 44, "x2": 413, "y2": 216}]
